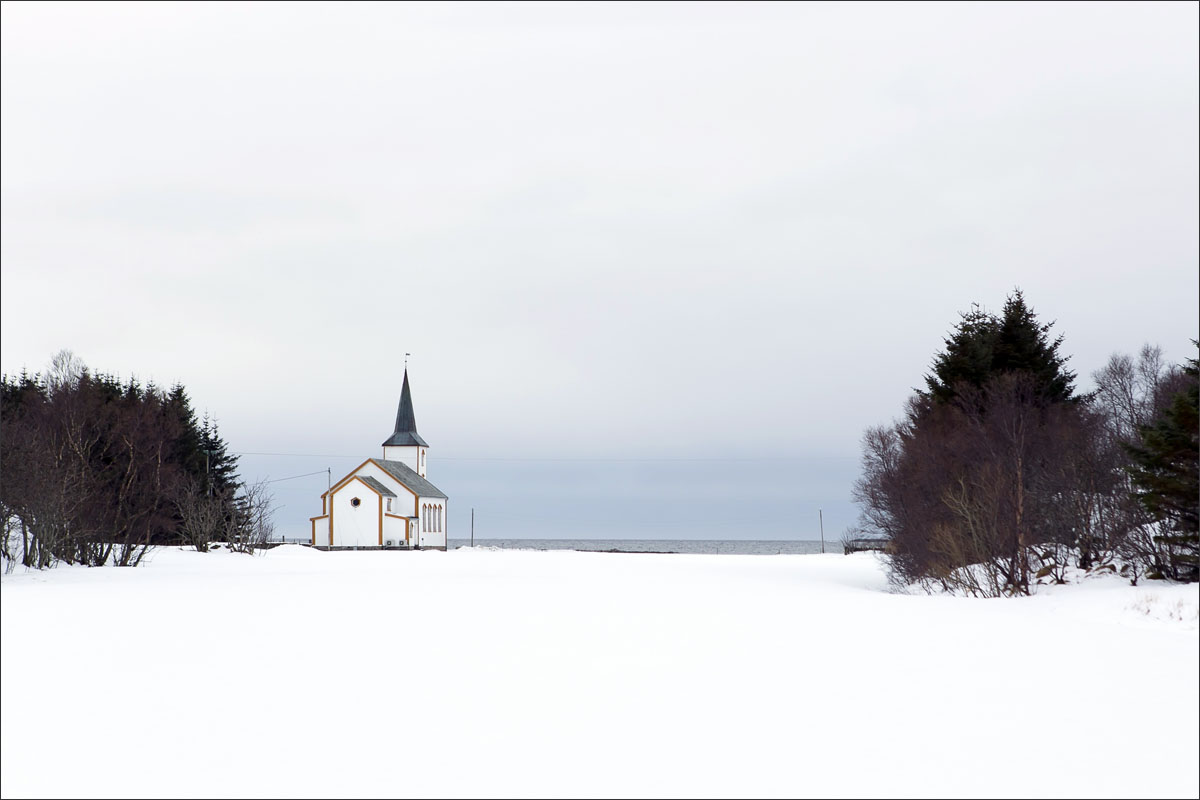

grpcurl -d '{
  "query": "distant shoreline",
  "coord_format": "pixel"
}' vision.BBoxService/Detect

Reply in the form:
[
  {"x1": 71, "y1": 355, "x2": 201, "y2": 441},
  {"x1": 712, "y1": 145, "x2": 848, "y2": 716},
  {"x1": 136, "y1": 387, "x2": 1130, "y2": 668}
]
[{"x1": 447, "y1": 539, "x2": 835, "y2": 556}]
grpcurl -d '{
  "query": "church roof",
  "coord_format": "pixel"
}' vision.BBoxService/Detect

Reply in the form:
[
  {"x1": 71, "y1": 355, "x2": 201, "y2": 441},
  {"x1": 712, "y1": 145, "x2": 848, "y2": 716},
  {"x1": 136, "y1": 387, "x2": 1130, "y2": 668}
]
[
  {"x1": 381, "y1": 369, "x2": 429, "y2": 448},
  {"x1": 357, "y1": 476, "x2": 396, "y2": 498},
  {"x1": 374, "y1": 458, "x2": 448, "y2": 499}
]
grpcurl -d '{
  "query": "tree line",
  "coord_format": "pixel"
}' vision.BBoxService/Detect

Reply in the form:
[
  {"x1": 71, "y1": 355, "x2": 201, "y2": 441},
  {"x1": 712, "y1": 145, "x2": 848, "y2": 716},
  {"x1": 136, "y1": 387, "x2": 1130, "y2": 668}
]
[
  {"x1": 1, "y1": 350, "x2": 274, "y2": 569},
  {"x1": 849, "y1": 290, "x2": 1198, "y2": 596}
]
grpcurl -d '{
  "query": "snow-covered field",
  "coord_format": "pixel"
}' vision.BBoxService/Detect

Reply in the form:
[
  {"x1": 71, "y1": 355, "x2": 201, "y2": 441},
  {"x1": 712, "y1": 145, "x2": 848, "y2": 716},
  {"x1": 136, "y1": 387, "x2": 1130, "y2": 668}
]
[{"x1": 2, "y1": 546, "x2": 1197, "y2": 799}]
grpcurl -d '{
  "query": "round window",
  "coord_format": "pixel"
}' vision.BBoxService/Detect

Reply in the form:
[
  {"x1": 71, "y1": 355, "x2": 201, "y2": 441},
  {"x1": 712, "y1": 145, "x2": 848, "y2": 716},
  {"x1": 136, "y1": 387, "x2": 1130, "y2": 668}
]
[{"x1": 350, "y1": 497, "x2": 361, "y2": 508}]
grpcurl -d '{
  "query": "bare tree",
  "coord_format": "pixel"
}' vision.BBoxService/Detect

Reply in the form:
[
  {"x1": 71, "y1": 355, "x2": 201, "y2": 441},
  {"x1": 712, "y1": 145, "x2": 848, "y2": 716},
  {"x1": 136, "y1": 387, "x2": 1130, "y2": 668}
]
[
  {"x1": 1092, "y1": 345, "x2": 1191, "y2": 580},
  {"x1": 15, "y1": 375, "x2": 106, "y2": 567},
  {"x1": 45, "y1": 349, "x2": 86, "y2": 392},
  {"x1": 1094, "y1": 346, "x2": 1170, "y2": 443},
  {"x1": 935, "y1": 469, "x2": 1013, "y2": 597},
  {"x1": 226, "y1": 479, "x2": 275, "y2": 554},
  {"x1": 174, "y1": 480, "x2": 227, "y2": 553},
  {"x1": 853, "y1": 370, "x2": 1128, "y2": 596}
]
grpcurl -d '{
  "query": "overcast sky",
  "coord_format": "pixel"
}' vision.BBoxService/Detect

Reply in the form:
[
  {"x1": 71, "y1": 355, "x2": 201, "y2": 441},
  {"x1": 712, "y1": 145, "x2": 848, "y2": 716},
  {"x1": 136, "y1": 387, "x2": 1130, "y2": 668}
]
[{"x1": 3, "y1": 1, "x2": 1197, "y2": 541}]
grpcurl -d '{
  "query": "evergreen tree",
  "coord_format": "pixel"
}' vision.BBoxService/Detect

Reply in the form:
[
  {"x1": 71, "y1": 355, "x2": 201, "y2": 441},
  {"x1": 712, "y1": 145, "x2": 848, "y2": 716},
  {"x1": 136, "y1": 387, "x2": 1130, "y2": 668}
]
[
  {"x1": 923, "y1": 304, "x2": 998, "y2": 405},
  {"x1": 1125, "y1": 343, "x2": 1200, "y2": 582},
  {"x1": 200, "y1": 415, "x2": 240, "y2": 497},
  {"x1": 992, "y1": 289, "x2": 1076, "y2": 404},
  {"x1": 163, "y1": 383, "x2": 207, "y2": 487},
  {"x1": 1, "y1": 369, "x2": 41, "y2": 420},
  {"x1": 922, "y1": 289, "x2": 1076, "y2": 408}
]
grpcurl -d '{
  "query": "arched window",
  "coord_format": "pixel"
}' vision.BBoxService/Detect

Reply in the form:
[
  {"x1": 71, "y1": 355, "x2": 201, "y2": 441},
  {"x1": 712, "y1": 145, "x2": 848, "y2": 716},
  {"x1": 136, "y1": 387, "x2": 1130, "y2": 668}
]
[
  {"x1": 436, "y1": 506, "x2": 441, "y2": 532},
  {"x1": 422, "y1": 504, "x2": 428, "y2": 532}
]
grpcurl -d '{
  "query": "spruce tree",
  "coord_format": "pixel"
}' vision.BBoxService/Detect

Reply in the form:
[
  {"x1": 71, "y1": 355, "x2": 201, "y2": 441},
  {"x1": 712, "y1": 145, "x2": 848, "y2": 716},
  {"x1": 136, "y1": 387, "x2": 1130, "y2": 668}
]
[
  {"x1": 992, "y1": 289, "x2": 1076, "y2": 404},
  {"x1": 923, "y1": 304, "x2": 998, "y2": 405},
  {"x1": 922, "y1": 290, "x2": 1076, "y2": 407},
  {"x1": 1125, "y1": 344, "x2": 1200, "y2": 582},
  {"x1": 200, "y1": 415, "x2": 240, "y2": 497},
  {"x1": 164, "y1": 383, "x2": 207, "y2": 487}
]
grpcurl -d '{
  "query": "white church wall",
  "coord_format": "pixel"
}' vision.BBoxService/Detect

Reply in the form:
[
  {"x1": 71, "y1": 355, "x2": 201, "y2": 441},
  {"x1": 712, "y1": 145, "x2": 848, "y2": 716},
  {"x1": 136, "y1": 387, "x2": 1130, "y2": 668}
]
[
  {"x1": 331, "y1": 480, "x2": 381, "y2": 547},
  {"x1": 383, "y1": 514, "x2": 409, "y2": 546},
  {"x1": 310, "y1": 515, "x2": 329, "y2": 546},
  {"x1": 382, "y1": 445, "x2": 425, "y2": 476},
  {"x1": 416, "y1": 499, "x2": 447, "y2": 548}
]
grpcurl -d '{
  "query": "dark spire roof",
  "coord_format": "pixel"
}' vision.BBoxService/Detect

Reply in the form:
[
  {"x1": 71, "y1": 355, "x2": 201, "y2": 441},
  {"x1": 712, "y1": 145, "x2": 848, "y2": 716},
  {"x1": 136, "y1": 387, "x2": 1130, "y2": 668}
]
[{"x1": 382, "y1": 369, "x2": 429, "y2": 448}]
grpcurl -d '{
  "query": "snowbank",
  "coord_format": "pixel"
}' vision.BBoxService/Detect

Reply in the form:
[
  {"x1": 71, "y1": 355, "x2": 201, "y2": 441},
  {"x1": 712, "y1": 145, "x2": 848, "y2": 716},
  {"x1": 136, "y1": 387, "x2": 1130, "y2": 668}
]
[{"x1": 2, "y1": 547, "x2": 1196, "y2": 798}]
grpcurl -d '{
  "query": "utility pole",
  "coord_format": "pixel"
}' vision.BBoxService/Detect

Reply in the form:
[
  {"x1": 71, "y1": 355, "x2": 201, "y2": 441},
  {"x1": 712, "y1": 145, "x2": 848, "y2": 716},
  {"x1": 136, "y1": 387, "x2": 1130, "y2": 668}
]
[
  {"x1": 819, "y1": 509, "x2": 825, "y2": 554},
  {"x1": 471, "y1": 508, "x2": 474, "y2": 547}
]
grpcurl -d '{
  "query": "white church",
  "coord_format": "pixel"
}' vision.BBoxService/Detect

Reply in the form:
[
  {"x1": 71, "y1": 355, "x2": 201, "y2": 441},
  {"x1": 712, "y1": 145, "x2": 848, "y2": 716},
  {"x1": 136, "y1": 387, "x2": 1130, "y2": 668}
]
[{"x1": 310, "y1": 370, "x2": 448, "y2": 549}]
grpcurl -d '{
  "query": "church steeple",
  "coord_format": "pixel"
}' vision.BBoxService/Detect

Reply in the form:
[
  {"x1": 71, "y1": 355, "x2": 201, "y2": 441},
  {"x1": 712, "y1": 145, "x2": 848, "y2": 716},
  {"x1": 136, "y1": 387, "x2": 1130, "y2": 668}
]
[
  {"x1": 383, "y1": 369, "x2": 429, "y2": 448},
  {"x1": 382, "y1": 369, "x2": 430, "y2": 477}
]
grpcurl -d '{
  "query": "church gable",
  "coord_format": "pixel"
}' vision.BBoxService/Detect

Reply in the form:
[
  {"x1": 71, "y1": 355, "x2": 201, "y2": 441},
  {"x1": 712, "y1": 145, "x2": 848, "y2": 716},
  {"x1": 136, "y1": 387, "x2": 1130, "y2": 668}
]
[
  {"x1": 328, "y1": 476, "x2": 387, "y2": 510},
  {"x1": 326, "y1": 459, "x2": 413, "y2": 502},
  {"x1": 354, "y1": 461, "x2": 417, "y2": 509}
]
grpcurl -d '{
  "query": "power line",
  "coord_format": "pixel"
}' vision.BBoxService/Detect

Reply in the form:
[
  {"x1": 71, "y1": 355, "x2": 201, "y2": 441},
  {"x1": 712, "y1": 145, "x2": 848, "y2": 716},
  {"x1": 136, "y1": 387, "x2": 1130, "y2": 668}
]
[
  {"x1": 436, "y1": 456, "x2": 856, "y2": 462},
  {"x1": 234, "y1": 451, "x2": 856, "y2": 462},
  {"x1": 236, "y1": 451, "x2": 356, "y2": 458},
  {"x1": 264, "y1": 470, "x2": 330, "y2": 484}
]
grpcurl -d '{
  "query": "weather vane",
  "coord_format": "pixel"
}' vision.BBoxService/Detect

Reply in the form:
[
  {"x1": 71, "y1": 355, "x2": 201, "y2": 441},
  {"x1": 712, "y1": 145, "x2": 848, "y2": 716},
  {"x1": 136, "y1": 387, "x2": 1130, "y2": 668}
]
[{"x1": 405, "y1": 352, "x2": 410, "y2": 370}]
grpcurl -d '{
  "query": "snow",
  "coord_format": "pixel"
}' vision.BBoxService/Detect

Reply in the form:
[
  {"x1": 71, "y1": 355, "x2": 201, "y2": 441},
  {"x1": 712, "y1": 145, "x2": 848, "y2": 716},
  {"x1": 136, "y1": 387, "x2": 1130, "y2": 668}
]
[{"x1": 2, "y1": 546, "x2": 1197, "y2": 798}]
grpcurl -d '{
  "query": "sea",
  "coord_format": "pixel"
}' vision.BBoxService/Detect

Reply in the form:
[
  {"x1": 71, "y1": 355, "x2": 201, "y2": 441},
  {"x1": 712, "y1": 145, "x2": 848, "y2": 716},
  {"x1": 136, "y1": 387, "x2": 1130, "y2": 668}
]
[{"x1": 447, "y1": 539, "x2": 834, "y2": 555}]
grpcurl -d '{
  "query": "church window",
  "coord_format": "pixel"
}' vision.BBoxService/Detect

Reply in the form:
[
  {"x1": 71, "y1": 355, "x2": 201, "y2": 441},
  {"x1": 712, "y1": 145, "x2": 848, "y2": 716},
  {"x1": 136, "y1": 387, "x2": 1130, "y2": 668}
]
[{"x1": 350, "y1": 497, "x2": 361, "y2": 508}]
